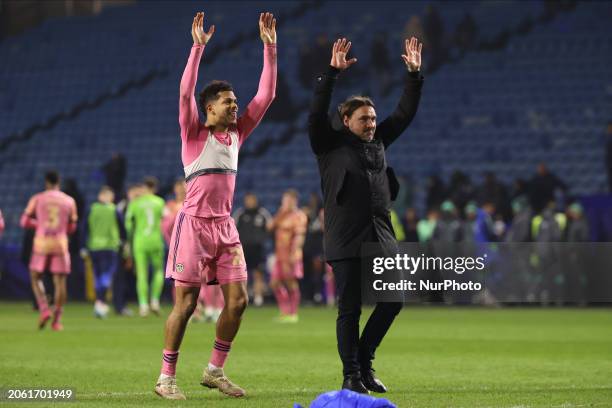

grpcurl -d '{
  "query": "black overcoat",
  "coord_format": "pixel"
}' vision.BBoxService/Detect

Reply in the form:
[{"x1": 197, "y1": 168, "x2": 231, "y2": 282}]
[{"x1": 308, "y1": 66, "x2": 424, "y2": 261}]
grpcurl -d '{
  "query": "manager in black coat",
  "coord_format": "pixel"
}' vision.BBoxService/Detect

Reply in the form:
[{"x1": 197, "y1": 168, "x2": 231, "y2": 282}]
[{"x1": 308, "y1": 37, "x2": 424, "y2": 394}]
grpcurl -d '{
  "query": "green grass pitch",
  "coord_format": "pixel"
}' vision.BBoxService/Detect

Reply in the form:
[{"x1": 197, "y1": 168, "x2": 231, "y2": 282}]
[{"x1": 1, "y1": 302, "x2": 612, "y2": 407}]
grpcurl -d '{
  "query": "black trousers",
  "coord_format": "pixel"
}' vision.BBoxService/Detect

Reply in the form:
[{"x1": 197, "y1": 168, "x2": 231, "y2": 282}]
[{"x1": 329, "y1": 258, "x2": 402, "y2": 376}]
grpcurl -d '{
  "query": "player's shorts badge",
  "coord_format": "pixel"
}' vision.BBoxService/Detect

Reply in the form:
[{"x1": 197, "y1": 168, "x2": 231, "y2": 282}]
[{"x1": 176, "y1": 263, "x2": 184, "y2": 273}]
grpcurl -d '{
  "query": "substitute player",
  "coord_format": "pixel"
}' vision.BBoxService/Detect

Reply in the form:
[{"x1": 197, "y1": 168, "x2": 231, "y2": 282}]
[
  {"x1": 268, "y1": 190, "x2": 307, "y2": 322},
  {"x1": 20, "y1": 171, "x2": 77, "y2": 331},
  {"x1": 126, "y1": 177, "x2": 165, "y2": 316},
  {"x1": 84, "y1": 186, "x2": 121, "y2": 318},
  {"x1": 154, "y1": 11, "x2": 276, "y2": 400}
]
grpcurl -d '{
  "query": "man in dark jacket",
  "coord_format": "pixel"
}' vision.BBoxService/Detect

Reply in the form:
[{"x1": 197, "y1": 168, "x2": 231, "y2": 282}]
[
  {"x1": 308, "y1": 37, "x2": 423, "y2": 394},
  {"x1": 233, "y1": 193, "x2": 271, "y2": 306},
  {"x1": 527, "y1": 163, "x2": 567, "y2": 214}
]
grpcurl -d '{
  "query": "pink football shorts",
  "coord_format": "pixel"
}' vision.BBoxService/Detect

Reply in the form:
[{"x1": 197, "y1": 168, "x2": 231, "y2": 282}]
[
  {"x1": 166, "y1": 212, "x2": 247, "y2": 287},
  {"x1": 30, "y1": 252, "x2": 71, "y2": 274},
  {"x1": 271, "y1": 257, "x2": 304, "y2": 280}
]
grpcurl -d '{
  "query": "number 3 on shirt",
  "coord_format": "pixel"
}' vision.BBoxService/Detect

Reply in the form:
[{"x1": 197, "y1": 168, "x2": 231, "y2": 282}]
[{"x1": 46, "y1": 205, "x2": 60, "y2": 229}]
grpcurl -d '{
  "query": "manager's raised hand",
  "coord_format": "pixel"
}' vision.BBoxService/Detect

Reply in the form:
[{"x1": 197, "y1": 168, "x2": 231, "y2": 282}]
[
  {"x1": 401, "y1": 36, "x2": 422, "y2": 72},
  {"x1": 330, "y1": 38, "x2": 357, "y2": 71}
]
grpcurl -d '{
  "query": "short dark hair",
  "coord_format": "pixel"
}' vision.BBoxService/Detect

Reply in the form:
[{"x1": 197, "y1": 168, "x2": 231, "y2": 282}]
[
  {"x1": 339, "y1": 96, "x2": 375, "y2": 119},
  {"x1": 143, "y1": 176, "x2": 159, "y2": 192},
  {"x1": 199, "y1": 80, "x2": 234, "y2": 113},
  {"x1": 45, "y1": 170, "x2": 60, "y2": 185}
]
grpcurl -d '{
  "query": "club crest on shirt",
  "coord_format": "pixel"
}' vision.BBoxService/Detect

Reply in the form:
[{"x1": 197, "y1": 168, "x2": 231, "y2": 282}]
[{"x1": 176, "y1": 263, "x2": 184, "y2": 273}]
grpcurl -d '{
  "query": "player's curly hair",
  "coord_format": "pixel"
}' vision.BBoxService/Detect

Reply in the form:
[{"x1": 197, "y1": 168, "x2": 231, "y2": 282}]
[
  {"x1": 339, "y1": 96, "x2": 375, "y2": 120},
  {"x1": 199, "y1": 80, "x2": 234, "y2": 113}
]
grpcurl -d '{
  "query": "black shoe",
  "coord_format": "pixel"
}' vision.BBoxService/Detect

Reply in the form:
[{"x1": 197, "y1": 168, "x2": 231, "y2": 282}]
[
  {"x1": 342, "y1": 374, "x2": 369, "y2": 394},
  {"x1": 361, "y1": 369, "x2": 387, "y2": 393}
]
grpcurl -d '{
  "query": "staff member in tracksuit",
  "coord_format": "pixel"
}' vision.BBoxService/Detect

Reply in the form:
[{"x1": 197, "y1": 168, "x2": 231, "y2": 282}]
[{"x1": 307, "y1": 37, "x2": 424, "y2": 393}]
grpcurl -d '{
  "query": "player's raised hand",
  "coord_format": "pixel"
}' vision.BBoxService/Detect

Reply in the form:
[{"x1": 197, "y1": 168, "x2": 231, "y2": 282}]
[
  {"x1": 191, "y1": 12, "x2": 215, "y2": 45},
  {"x1": 401, "y1": 36, "x2": 422, "y2": 72},
  {"x1": 330, "y1": 38, "x2": 357, "y2": 71},
  {"x1": 259, "y1": 12, "x2": 277, "y2": 44}
]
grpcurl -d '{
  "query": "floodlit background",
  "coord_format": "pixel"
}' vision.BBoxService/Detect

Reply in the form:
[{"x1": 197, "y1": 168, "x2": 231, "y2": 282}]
[{"x1": 0, "y1": 1, "x2": 611, "y2": 407}]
